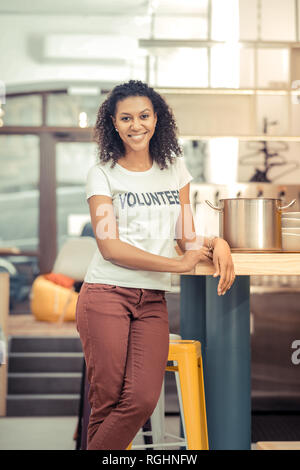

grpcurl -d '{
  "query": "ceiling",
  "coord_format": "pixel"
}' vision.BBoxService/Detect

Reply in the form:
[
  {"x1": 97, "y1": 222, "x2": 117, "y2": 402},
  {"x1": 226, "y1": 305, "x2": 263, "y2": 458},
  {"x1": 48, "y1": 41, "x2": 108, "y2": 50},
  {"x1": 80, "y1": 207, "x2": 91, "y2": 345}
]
[{"x1": 0, "y1": 0, "x2": 207, "y2": 16}]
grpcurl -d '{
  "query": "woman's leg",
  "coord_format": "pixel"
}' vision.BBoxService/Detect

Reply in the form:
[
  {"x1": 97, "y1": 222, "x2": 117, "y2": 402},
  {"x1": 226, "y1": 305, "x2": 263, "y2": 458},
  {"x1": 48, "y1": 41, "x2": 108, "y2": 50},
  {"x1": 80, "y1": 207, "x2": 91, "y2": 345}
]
[
  {"x1": 76, "y1": 283, "x2": 132, "y2": 446},
  {"x1": 88, "y1": 288, "x2": 170, "y2": 450},
  {"x1": 76, "y1": 284, "x2": 169, "y2": 450}
]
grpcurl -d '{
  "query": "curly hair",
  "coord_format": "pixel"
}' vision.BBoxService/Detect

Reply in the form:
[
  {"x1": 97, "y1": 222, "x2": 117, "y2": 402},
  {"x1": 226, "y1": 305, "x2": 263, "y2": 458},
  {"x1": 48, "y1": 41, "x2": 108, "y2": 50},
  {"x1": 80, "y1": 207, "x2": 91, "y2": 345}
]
[{"x1": 93, "y1": 80, "x2": 183, "y2": 170}]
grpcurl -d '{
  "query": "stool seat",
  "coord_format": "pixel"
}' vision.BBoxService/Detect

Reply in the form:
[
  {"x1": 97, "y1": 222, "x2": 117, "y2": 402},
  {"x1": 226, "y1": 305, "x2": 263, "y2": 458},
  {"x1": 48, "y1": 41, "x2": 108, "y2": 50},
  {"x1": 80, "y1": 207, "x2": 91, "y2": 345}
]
[{"x1": 168, "y1": 340, "x2": 201, "y2": 359}]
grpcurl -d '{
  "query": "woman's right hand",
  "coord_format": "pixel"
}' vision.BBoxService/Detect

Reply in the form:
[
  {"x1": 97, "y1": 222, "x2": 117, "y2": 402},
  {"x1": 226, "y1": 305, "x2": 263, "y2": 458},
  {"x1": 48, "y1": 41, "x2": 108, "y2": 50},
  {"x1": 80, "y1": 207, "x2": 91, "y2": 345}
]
[{"x1": 176, "y1": 247, "x2": 212, "y2": 273}]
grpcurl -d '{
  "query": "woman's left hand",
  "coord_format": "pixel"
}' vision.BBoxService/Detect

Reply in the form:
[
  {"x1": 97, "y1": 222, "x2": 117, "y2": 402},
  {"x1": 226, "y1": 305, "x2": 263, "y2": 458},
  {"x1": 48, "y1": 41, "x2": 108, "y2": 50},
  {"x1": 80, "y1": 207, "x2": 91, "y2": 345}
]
[{"x1": 212, "y1": 238, "x2": 235, "y2": 296}]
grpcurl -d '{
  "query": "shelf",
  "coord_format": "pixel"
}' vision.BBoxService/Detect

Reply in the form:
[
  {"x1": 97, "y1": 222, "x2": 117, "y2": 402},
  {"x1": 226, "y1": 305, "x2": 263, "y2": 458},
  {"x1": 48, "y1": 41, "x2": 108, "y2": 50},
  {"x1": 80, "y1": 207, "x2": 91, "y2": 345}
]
[
  {"x1": 180, "y1": 135, "x2": 300, "y2": 141},
  {"x1": 139, "y1": 39, "x2": 300, "y2": 50},
  {"x1": 157, "y1": 88, "x2": 297, "y2": 95}
]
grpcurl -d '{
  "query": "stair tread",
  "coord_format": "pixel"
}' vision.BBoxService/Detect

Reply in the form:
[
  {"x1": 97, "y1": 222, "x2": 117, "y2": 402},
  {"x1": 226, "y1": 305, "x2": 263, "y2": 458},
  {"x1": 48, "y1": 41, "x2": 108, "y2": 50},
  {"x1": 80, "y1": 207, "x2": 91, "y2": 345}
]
[
  {"x1": 10, "y1": 335, "x2": 80, "y2": 339},
  {"x1": 7, "y1": 394, "x2": 80, "y2": 399},
  {"x1": 8, "y1": 372, "x2": 82, "y2": 377},
  {"x1": 8, "y1": 353, "x2": 83, "y2": 372},
  {"x1": 9, "y1": 336, "x2": 82, "y2": 353},
  {"x1": 9, "y1": 352, "x2": 83, "y2": 357}
]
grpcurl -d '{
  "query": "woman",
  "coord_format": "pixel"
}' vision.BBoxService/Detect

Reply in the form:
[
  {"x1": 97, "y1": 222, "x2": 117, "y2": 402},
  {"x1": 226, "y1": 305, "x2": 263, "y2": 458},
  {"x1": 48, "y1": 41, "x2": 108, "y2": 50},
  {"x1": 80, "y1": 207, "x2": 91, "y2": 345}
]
[{"x1": 76, "y1": 80, "x2": 235, "y2": 450}]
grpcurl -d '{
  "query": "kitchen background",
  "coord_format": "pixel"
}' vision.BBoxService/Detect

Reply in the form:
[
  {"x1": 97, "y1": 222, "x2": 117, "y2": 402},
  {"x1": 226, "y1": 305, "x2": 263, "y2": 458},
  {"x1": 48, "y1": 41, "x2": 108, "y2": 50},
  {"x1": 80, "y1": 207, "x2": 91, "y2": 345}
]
[{"x1": 0, "y1": 0, "x2": 300, "y2": 443}]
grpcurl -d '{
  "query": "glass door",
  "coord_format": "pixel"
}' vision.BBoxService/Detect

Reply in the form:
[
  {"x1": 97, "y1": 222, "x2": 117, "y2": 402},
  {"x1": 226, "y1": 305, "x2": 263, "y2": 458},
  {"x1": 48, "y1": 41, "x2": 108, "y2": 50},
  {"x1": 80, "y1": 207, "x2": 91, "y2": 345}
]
[{"x1": 55, "y1": 141, "x2": 97, "y2": 251}]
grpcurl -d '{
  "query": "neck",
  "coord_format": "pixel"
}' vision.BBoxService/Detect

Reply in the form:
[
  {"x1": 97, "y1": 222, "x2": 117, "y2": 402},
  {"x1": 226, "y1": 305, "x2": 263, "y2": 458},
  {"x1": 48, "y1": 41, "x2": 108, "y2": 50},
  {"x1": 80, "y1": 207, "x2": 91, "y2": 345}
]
[{"x1": 120, "y1": 147, "x2": 153, "y2": 169}]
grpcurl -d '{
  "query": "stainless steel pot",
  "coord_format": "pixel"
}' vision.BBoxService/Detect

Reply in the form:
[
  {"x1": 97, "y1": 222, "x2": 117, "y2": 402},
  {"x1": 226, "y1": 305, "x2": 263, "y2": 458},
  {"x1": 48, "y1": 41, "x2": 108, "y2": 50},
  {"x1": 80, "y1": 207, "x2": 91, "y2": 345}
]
[{"x1": 205, "y1": 198, "x2": 296, "y2": 251}]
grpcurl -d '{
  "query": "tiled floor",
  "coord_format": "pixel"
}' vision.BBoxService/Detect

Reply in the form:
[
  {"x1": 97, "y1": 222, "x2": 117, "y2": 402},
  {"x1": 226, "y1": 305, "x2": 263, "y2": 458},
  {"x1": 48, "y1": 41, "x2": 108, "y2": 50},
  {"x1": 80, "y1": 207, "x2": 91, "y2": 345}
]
[
  {"x1": 0, "y1": 416, "x2": 79, "y2": 450},
  {"x1": 0, "y1": 415, "x2": 181, "y2": 450},
  {"x1": 0, "y1": 414, "x2": 259, "y2": 450}
]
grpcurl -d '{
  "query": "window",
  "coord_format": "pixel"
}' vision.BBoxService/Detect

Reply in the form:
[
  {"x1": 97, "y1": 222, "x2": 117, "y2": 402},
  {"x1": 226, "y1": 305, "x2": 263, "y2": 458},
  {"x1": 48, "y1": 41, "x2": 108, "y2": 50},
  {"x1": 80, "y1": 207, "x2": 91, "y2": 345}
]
[{"x1": 0, "y1": 135, "x2": 39, "y2": 250}]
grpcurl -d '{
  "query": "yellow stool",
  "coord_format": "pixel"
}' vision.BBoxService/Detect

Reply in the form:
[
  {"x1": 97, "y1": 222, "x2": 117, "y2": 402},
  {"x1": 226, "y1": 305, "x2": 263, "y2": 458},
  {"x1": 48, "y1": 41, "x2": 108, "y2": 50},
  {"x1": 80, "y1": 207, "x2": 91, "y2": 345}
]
[
  {"x1": 167, "y1": 340, "x2": 209, "y2": 450},
  {"x1": 128, "y1": 339, "x2": 209, "y2": 450}
]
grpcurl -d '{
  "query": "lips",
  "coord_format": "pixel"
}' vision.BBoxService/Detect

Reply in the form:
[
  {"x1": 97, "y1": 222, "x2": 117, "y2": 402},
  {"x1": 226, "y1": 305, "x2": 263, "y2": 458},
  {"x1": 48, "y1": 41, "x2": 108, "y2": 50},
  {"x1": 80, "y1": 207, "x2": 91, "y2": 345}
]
[{"x1": 128, "y1": 131, "x2": 148, "y2": 141}]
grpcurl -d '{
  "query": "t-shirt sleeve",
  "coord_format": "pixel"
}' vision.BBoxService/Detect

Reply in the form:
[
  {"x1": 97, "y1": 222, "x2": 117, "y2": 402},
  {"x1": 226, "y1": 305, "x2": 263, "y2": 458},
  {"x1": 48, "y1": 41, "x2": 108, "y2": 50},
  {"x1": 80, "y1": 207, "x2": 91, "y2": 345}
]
[
  {"x1": 85, "y1": 165, "x2": 112, "y2": 200},
  {"x1": 176, "y1": 156, "x2": 193, "y2": 189}
]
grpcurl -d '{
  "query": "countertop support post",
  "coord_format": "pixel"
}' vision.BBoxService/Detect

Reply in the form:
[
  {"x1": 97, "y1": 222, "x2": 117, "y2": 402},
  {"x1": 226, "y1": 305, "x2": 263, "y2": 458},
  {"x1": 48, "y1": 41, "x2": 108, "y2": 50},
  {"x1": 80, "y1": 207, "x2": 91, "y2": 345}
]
[{"x1": 180, "y1": 275, "x2": 251, "y2": 450}]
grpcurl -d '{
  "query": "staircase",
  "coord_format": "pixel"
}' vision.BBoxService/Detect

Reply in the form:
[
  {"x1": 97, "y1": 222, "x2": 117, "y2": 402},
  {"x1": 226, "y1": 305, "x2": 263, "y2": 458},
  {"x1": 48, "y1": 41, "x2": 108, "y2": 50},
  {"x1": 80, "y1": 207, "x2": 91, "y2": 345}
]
[
  {"x1": 6, "y1": 335, "x2": 180, "y2": 417},
  {"x1": 7, "y1": 336, "x2": 84, "y2": 416}
]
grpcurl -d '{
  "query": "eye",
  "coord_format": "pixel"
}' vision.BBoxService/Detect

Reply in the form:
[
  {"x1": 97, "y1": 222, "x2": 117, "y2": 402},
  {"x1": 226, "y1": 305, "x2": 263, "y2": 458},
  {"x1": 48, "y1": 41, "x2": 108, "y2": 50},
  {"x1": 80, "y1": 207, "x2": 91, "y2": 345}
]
[
  {"x1": 121, "y1": 116, "x2": 130, "y2": 121},
  {"x1": 141, "y1": 114, "x2": 149, "y2": 119}
]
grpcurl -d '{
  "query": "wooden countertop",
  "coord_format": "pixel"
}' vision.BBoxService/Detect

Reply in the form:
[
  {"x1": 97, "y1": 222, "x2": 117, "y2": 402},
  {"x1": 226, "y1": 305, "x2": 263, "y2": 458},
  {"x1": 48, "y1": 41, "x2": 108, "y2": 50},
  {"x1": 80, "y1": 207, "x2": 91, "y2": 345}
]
[{"x1": 180, "y1": 252, "x2": 300, "y2": 276}]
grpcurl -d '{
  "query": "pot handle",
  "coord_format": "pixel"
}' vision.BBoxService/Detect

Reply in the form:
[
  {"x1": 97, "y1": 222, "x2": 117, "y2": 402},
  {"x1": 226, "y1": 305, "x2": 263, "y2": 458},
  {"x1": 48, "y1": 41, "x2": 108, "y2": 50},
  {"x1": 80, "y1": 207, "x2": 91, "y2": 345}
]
[
  {"x1": 278, "y1": 199, "x2": 296, "y2": 211},
  {"x1": 205, "y1": 200, "x2": 223, "y2": 212}
]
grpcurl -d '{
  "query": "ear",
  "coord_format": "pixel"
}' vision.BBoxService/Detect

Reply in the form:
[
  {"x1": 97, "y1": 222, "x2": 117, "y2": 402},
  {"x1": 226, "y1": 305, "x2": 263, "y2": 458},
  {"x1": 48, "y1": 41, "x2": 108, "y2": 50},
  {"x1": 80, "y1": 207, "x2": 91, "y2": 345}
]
[{"x1": 111, "y1": 115, "x2": 116, "y2": 127}]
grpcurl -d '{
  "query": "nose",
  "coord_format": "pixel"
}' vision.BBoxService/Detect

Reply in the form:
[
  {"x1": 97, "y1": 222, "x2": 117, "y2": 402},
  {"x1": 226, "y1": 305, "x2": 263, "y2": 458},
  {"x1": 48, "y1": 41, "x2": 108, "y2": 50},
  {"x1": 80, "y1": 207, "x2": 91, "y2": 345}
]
[{"x1": 130, "y1": 117, "x2": 143, "y2": 131}]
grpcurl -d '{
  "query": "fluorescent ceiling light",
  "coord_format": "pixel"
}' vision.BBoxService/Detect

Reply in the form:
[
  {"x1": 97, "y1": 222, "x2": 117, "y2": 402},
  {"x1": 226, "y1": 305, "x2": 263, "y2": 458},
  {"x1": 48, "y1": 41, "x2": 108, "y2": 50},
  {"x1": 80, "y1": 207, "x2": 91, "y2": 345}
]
[{"x1": 68, "y1": 86, "x2": 100, "y2": 95}]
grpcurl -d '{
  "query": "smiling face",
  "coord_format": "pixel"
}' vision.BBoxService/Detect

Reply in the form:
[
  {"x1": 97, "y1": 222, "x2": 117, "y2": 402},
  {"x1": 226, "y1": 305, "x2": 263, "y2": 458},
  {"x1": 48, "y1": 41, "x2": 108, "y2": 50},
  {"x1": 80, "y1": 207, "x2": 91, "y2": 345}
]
[{"x1": 112, "y1": 96, "x2": 157, "y2": 154}]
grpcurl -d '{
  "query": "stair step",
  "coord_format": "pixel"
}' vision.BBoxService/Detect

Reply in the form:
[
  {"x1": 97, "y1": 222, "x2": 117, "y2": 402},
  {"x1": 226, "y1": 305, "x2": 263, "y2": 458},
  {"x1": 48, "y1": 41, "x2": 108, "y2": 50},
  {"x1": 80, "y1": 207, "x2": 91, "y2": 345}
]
[
  {"x1": 8, "y1": 372, "x2": 82, "y2": 394},
  {"x1": 6, "y1": 394, "x2": 80, "y2": 416},
  {"x1": 9, "y1": 336, "x2": 82, "y2": 353},
  {"x1": 8, "y1": 352, "x2": 84, "y2": 373}
]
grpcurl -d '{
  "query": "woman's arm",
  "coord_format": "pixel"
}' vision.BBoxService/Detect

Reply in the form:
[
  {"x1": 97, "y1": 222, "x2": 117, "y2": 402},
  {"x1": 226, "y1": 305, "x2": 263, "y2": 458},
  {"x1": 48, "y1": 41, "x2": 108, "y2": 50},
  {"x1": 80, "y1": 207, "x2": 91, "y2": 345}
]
[
  {"x1": 175, "y1": 183, "x2": 236, "y2": 295},
  {"x1": 175, "y1": 183, "x2": 218, "y2": 252},
  {"x1": 88, "y1": 195, "x2": 208, "y2": 274}
]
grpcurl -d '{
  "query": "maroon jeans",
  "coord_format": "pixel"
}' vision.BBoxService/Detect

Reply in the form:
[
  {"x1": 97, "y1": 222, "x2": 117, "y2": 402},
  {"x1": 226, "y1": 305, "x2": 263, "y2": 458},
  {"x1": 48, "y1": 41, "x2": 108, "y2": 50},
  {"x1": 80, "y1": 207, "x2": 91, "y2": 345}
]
[{"x1": 75, "y1": 282, "x2": 170, "y2": 450}]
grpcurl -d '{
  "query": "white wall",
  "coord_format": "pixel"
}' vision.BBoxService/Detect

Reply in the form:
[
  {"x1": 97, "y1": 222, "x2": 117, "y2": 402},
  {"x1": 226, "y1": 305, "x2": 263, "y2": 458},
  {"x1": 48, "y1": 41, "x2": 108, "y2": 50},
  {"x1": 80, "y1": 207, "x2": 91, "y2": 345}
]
[{"x1": 0, "y1": 14, "x2": 149, "y2": 87}]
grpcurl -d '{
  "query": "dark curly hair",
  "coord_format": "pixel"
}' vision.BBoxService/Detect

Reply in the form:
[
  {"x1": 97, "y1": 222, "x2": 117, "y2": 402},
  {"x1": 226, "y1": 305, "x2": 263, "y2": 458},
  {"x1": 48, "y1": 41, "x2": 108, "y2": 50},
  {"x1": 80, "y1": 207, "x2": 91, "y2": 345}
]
[{"x1": 93, "y1": 80, "x2": 183, "y2": 170}]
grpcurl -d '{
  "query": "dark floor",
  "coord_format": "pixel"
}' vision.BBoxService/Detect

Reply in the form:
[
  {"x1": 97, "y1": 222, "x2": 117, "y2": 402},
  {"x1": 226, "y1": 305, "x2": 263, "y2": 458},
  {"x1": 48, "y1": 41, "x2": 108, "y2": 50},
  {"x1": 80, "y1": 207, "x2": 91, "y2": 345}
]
[{"x1": 252, "y1": 412, "x2": 300, "y2": 442}]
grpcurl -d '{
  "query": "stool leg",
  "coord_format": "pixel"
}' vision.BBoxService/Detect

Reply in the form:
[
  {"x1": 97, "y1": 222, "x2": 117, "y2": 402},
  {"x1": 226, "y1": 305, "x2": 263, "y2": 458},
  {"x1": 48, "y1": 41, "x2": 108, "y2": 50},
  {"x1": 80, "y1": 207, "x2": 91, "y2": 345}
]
[
  {"x1": 126, "y1": 442, "x2": 133, "y2": 450},
  {"x1": 150, "y1": 378, "x2": 166, "y2": 449},
  {"x1": 177, "y1": 351, "x2": 209, "y2": 450},
  {"x1": 197, "y1": 355, "x2": 209, "y2": 449},
  {"x1": 142, "y1": 418, "x2": 153, "y2": 446},
  {"x1": 174, "y1": 362, "x2": 187, "y2": 445}
]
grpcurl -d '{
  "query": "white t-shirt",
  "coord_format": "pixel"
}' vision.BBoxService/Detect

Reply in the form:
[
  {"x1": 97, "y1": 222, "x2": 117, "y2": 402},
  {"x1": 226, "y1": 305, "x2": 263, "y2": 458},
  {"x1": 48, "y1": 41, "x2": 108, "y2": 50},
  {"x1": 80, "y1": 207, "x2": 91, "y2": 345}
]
[{"x1": 84, "y1": 156, "x2": 193, "y2": 292}]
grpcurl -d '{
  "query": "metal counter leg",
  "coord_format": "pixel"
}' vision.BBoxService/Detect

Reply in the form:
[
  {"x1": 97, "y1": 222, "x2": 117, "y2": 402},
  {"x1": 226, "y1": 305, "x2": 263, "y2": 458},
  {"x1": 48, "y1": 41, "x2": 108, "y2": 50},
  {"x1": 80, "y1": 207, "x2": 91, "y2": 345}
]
[{"x1": 180, "y1": 275, "x2": 251, "y2": 450}]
